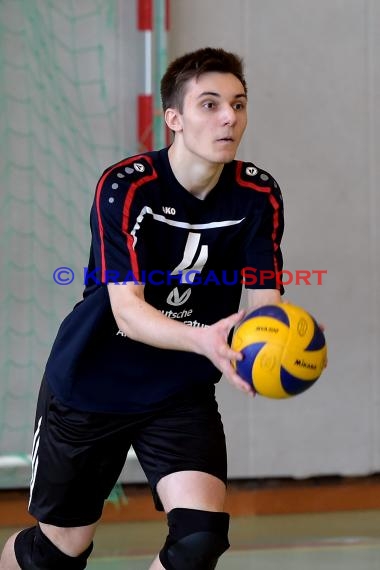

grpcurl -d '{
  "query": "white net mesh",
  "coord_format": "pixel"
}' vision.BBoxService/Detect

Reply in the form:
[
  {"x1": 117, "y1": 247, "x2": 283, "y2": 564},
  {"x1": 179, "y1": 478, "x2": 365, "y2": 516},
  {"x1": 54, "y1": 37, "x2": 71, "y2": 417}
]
[{"x1": 0, "y1": 0, "x2": 140, "y2": 487}]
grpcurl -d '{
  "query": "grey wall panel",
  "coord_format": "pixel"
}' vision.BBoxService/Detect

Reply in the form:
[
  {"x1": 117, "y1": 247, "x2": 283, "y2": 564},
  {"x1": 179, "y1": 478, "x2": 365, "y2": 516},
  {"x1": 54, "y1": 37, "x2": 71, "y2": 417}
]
[
  {"x1": 368, "y1": 0, "x2": 380, "y2": 471},
  {"x1": 170, "y1": 0, "x2": 380, "y2": 477}
]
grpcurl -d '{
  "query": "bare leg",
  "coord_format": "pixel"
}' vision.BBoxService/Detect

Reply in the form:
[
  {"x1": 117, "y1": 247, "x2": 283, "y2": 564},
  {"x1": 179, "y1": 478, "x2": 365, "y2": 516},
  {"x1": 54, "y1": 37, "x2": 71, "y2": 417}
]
[
  {"x1": 148, "y1": 470, "x2": 226, "y2": 570},
  {"x1": 149, "y1": 553, "x2": 166, "y2": 569},
  {"x1": 1, "y1": 472, "x2": 226, "y2": 570},
  {"x1": 0, "y1": 521, "x2": 97, "y2": 570},
  {"x1": 0, "y1": 533, "x2": 21, "y2": 570},
  {"x1": 38, "y1": 522, "x2": 97, "y2": 557}
]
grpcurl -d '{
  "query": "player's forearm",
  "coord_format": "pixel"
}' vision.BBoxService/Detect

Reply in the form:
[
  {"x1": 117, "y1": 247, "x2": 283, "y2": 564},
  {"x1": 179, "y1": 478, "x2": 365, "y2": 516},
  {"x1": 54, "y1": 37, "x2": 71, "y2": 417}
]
[{"x1": 109, "y1": 285, "x2": 203, "y2": 354}]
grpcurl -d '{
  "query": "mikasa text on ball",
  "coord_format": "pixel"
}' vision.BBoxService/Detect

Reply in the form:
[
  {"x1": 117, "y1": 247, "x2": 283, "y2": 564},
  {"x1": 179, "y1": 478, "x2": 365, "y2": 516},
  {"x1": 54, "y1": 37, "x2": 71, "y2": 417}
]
[{"x1": 231, "y1": 303, "x2": 327, "y2": 398}]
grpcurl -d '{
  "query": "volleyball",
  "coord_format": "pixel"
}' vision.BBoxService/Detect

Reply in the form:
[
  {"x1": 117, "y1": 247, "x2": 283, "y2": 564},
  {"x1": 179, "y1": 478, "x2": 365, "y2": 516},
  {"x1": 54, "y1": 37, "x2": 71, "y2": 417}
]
[{"x1": 232, "y1": 303, "x2": 327, "y2": 398}]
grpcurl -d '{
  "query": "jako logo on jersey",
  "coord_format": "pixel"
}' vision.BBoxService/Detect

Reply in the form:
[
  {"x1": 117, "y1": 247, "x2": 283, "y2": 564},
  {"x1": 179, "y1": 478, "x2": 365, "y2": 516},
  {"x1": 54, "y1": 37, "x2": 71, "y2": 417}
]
[
  {"x1": 134, "y1": 162, "x2": 145, "y2": 172},
  {"x1": 167, "y1": 287, "x2": 192, "y2": 306},
  {"x1": 246, "y1": 166, "x2": 258, "y2": 176},
  {"x1": 162, "y1": 206, "x2": 176, "y2": 215}
]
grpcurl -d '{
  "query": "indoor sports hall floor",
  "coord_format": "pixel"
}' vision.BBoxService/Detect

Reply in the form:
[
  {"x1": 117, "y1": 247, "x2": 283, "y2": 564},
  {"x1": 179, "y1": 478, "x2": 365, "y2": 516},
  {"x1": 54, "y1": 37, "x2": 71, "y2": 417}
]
[{"x1": 2, "y1": 510, "x2": 379, "y2": 569}]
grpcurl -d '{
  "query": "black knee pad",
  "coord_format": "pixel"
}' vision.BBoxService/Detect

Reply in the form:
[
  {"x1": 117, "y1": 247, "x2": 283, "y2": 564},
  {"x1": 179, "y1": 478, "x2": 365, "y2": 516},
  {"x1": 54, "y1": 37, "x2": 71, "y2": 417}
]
[
  {"x1": 14, "y1": 525, "x2": 93, "y2": 570},
  {"x1": 159, "y1": 508, "x2": 230, "y2": 570}
]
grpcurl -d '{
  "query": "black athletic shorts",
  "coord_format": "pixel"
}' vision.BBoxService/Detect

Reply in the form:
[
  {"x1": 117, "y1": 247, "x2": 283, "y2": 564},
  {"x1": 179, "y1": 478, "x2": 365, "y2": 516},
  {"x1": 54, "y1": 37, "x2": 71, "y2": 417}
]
[{"x1": 28, "y1": 376, "x2": 227, "y2": 527}]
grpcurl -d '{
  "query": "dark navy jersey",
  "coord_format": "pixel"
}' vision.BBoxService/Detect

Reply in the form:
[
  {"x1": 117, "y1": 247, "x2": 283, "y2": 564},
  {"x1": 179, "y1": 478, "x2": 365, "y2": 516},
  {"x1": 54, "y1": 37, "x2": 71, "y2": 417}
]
[{"x1": 45, "y1": 148, "x2": 284, "y2": 413}]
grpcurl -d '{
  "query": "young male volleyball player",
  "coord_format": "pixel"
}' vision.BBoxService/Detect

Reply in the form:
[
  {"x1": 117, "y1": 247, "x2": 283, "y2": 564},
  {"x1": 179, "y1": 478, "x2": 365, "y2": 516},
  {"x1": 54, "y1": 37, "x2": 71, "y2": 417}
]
[{"x1": 0, "y1": 47, "x2": 284, "y2": 569}]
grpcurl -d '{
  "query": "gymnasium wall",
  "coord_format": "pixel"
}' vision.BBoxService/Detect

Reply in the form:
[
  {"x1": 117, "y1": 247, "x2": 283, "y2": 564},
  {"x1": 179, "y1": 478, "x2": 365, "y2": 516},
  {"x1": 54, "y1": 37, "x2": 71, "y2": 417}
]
[
  {"x1": 1, "y1": 0, "x2": 379, "y2": 486},
  {"x1": 169, "y1": 0, "x2": 380, "y2": 478}
]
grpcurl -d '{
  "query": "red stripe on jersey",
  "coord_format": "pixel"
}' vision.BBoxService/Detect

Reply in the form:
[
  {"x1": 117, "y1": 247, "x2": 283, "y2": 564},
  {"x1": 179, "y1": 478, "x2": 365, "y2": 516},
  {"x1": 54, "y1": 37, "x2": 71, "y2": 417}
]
[
  {"x1": 121, "y1": 159, "x2": 157, "y2": 281},
  {"x1": 95, "y1": 155, "x2": 156, "y2": 282},
  {"x1": 269, "y1": 192, "x2": 281, "y2": 284},
  {"x1": 236, "y1": 161, "x2": 282, "y2": 289},
  {"x1": 235, "y1": 161, "x2": 271, "y2": 193}
]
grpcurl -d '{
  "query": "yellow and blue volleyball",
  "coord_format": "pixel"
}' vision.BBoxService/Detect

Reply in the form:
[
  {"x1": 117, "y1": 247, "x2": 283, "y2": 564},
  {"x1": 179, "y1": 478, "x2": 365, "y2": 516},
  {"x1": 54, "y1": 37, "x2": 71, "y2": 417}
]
[{"x1": 232, "y1": 303, "x2": 327, "y2": 399}]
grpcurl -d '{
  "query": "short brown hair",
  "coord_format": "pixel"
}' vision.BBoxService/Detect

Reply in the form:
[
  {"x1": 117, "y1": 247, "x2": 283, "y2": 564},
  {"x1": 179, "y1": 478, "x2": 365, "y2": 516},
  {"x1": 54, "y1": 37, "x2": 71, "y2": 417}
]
[{"x1": 161, "y1": 47, "x2": 247, "y2": 113}]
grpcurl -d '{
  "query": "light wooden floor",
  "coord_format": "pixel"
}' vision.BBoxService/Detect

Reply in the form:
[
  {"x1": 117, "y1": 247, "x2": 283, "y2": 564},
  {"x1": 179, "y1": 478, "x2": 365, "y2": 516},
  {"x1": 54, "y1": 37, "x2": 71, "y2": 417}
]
[
  {"x1": 1, "y1": 483, "x2": 380, "y2": 569},
  {"x1": 3, "y1": 510, "x2": 379, "y2": 569},
  {"x1": 88, "y1": 545, "x2": 380, "y2": 570},
  {"x1": 90, "y1": 510, "x2": 380, "y2": 568}
]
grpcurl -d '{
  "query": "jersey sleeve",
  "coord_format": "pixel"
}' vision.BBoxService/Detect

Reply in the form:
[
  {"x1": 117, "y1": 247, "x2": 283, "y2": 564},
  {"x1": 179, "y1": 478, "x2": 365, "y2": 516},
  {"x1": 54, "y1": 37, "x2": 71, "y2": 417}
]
[
  {"x1": 243, "y1": 174, "x2": 284, "y2": 294},
  {"x1": 89, "y1": 156, "x2": 158, "y2": 284}
]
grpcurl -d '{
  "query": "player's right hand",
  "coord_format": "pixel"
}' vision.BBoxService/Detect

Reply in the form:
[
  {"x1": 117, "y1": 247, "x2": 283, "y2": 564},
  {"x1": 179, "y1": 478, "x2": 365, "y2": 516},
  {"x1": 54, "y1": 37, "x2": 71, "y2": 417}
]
[{"x1": 196, "y1": 310, "x2": 256, "y2": 397}]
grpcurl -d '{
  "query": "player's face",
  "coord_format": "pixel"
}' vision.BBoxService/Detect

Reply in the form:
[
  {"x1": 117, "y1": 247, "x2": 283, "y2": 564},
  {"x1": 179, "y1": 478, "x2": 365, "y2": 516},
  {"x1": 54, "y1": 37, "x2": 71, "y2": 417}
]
[{"x1": 175, "y1": 72, "x2": 247, "y2": 164}]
